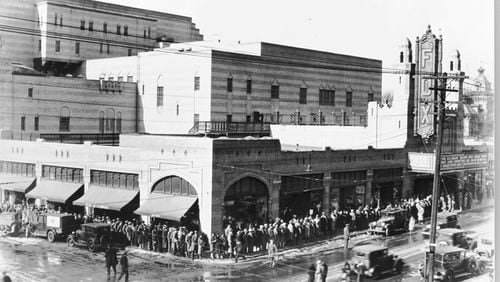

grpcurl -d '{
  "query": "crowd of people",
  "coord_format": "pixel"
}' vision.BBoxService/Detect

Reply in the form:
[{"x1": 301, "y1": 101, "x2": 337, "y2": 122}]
[{"x1": 0, "y1": 187, "x2": 485, "y2": 264}]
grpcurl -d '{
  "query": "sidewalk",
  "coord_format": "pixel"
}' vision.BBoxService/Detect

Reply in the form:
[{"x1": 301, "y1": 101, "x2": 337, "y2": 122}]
[{"x1": 126, "y1": 201, "x2": 494, "y2": 266}]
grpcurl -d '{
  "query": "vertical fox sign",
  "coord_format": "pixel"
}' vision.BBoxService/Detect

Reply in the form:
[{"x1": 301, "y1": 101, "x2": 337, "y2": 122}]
[{"x1": 414, "y1": 25, "x2": 442, "y2": 139}]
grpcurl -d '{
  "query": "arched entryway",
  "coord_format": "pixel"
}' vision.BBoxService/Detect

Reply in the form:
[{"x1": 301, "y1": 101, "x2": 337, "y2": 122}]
[
  {"x1": 136, "y1": 175, "x2": 199, "y2": 230},
  {"x1": 223, "y1": 176, "x2": 269, "y2": 226}
]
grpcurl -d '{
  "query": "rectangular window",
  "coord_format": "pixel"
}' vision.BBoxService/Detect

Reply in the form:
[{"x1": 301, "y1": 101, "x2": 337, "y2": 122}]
[
  {"x1": 116, "y1": 25, "x2": 121, "y2": 35},
  {"x1": 100, "y1": 43, "x2": 103, "y2": 53},
  {"x1": 75, "y1": 42, "x2": 80, "y2": 55},
  {"x1": 103, "y1": 23, "x2": 107, "y2": 34},
  {"x1": 59, "y1": 117, "x2": 70, "y2": 132},
  {"x1": 128, "y1": 48, "x2": 132, "y2": 56},
  {"x1": 60, "y1": 16, "x2": 63, "y2": 27},
  {"x1": 157, "y1": 86, "x2": 164, "y2": 107},
  {"x1": 80, "y1": 19, "x2": 85, "y2": 30},
  {"x1": 28, "y1": 87, "x2": 33, "y2": 97},
  {"x1": 117, "y1": 76, "x2": 123, "y2": 82},
  {"x1": 127, "y1": 75, "x2": 133, "y2": 82},
  {"x1": 116, "y1": 117, "x2": 121, "y2": 133},
  {"x1": 319, "y1": 89, "x2": 335, "y2": 106},
  {"x1": 38, "y1": 40, "x2": 41, "y2": 51},
  {"x1": 271, "y1": 85, "x2": 280, "y2": 99},
  {"x1": 143, "y1": 28, "x2": 147, "y2": 38},
  {"x1": 124, "y1": 25, "x2": 128, "y2": 36},
  {"x1": 368, "y1": 92, "x2": 374, "y2": 102},
  {"x1": 89, "y1": 21, "x2": 93, "y2": 32},
  {"x1": 299, "y1": 87, "x2": 307, "y2": 104},
  {"x1": 246, "y1": 79, "x2": 252, "y2": 94},
  {"x1": 194, "y1": 76, "x2": 200, "y2": 90},
  {"x1": 227, "y1": 77, "x2": 233, "y2": 92},
  {"x1": 106, "y1": 44, "x2": 110, "y2": 54},
  {"x1": 346, "y1": 91, "x2": 352, "y2": 107},
  {"x1": 20, "y1": 116, "x2": 25, "y2": 131},
  {"x1": 34, "y1": 116, "x2": 39, "y2": 131},
  {"x1": 54, "y1": 14, "x2": 58, "y2": 26},
  {"x1": 148, "y1": 27, "x2": 151, "y2": 38},
  {"x1": 55, "y1": 40, "x2": 60, "y2": 52},
  {"x1": 329, "y1": 90, "x2": 335, "y2": 105}
]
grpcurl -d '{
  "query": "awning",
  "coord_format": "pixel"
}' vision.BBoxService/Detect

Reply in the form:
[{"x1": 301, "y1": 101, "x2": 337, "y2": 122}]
[
  {"x1": 135, "y1": 193, "x2": 197, "y2": 221},
  {"x1": 0, "y1": 174, "x2": 36, "y2": 193},
  {"x1": 73, "y1": 185, "x2": 138, "y2": 211},
  {"x1": 25, "y1": 180, "x2": 83, "y2": 203}
]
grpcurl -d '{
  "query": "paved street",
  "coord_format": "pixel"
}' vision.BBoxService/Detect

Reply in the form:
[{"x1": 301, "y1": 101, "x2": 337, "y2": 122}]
[{"x1": 0, "y1": 205, "x2": 492, "y2": 281}]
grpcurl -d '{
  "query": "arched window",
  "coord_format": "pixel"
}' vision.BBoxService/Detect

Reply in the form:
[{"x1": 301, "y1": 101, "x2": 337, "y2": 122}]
[
  {"x1": 99, "y1": 111, "x2": 105, "y2": 133},
  {"x1": 106, "y1": 108, "x2": 115, "y2": 132},
  {"x1": 400, "y1": 51, "x2": 404, "y2": 63},
  {"x1": 450, "y1": 61, "x2": 454, "y2": 71},
  {"x1": 59, "y1": 107, "x2": 70, "y2": 132}
]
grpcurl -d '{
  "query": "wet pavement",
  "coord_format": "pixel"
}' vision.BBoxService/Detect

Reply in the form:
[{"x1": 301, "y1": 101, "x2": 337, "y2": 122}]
[{"x1": 0, "y1": 205, "x2": 493, "y2": 281}]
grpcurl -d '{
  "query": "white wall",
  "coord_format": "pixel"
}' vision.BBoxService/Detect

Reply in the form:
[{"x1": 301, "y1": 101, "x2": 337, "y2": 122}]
[
  {"x1": 137, "y1": 48, "x2": 212, "y2": 134},
  {"x1": 86, "y1": 56, "x2": 138, "y2": 82}
]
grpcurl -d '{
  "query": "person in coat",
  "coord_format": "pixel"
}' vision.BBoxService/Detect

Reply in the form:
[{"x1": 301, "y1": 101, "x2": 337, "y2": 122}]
[
  {"x1": 315, "y1": 260, "x2": 328, "y2": 282},
  {"x1": 117, "y1": 251, "x2": 129, "y2": 282},
  {"x1": 105, "y1": 244, "x2": 118, "y2": 276}
]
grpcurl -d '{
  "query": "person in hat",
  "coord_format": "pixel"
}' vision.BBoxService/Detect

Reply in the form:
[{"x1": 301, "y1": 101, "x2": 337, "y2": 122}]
[
  {"x1": 343, "y1": 224, "x2": 350, "y2": 252},
  {"x1": 117, "y1": 251, "x2": 129, "y2": 281},
  {"x1": 315, "y1": 260, "x2": 328, "y2": 282},
  {"x1": 268, "y1": 238, "x2": 278, "y2": 268},
  {"x1": 105, "y1": 244, "x2": 118, "y2": 276}
]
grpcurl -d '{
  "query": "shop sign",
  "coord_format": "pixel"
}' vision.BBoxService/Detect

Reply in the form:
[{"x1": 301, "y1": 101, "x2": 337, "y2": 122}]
[
  {"x1": 355, "y1": 185, "x2": 365, "y2": 194},
  {"x1": 408, "y1": 152, "x2": 434, "y2": 173},
  {"x1": 440, "y1": 153, "x2": 488, "y2": 171},
  {"x1": 408, "y1": 152, "x2": 489, "y2": 173}
]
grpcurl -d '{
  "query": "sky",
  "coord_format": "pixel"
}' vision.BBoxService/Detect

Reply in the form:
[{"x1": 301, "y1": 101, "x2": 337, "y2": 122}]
[{"x1": 108, "y1": 0, "x2": 494, "y2": 86}]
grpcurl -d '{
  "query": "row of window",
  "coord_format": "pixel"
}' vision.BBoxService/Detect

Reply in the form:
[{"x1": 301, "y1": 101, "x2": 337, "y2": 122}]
[
  {"x1": 42, "y1": 165, "x2": 84, "y2": 183},
  {"x1": 90, "y1": 170, "x2": 139, "y2": 190},
  {"x1": 20, "y1": 116, "x2": 39, "y2": 131},
  {"x1": 152, "y1": 176, "x2": 197, "y2": 196},
  {"x1": 0, "y1": 161, "x2": 36, "y2": 177},
  {"x1": 50, "y1": 40, "x2": 134, "y2": 56},
  {"x1": 331, "y1": 170, "x2": 367, "y2": 186},
  {"x1": 53, "y1": 13, "x2": 152, "y2": 39},
  {"x1": 98, "y1": 112, "x2": 122, "y2": 134},
  {"x1": 105, "y1": 76, "x2": 134, "y2": 83}
]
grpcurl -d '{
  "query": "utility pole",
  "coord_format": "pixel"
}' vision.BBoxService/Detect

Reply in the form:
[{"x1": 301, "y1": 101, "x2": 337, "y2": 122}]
[{"x1": 423, "y1": 73, "x2": 467, "y2": 281}]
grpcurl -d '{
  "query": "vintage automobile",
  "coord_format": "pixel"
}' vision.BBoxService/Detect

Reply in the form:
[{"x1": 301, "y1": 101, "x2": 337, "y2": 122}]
[
  {"x1": 422, "y1": 212, "x2": 460, "y2": 238},
  {"x1": 0, "y1": 211, "x2": 22, "y2": 233},
  {"x1": 436, "y1": 228, "x2": 473, "y2": 250},
  {"x1": 368, "y1": 208, "x2": 408, "y2": 236},
  {"x1": 67, "y1": 223, "x2": 111, "y2": 252},
  {"x1": 346, "y1": 244, "x2": 404, "y2": 279},
  {"x1": 473, "y1": 237, "x2": 494, "y2": 269},
  {"x1": 28, "y1": 213, "x2": 78, "y2": 242},
  {"x1": 419, "y1": 245, "x2": 486, "y2": 281}
]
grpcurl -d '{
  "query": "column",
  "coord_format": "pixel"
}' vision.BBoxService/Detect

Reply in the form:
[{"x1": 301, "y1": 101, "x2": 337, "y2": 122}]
[
  {"x1": 365, "y1": 169, "x2": 373, "y2": 205},
  {"x1": 323, "y1": 172, "x2": 331, "y2": 214},
  {"x1": 401, "y1": 168, "x2": 414, "y2": 199},
  {"x1": 269, "y1": 175, "x2": 281, "y2": 220}
]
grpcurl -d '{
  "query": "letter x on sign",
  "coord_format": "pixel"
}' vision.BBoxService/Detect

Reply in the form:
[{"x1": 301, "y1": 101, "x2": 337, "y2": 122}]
[{"x1": 421, "y1": 103, "x2": 432, "y2": 124}]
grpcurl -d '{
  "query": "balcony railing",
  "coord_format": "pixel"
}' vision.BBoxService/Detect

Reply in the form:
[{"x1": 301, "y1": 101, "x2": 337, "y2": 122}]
[{"x1": 188, "y1": 121, "x2": 271, "y2": 136}]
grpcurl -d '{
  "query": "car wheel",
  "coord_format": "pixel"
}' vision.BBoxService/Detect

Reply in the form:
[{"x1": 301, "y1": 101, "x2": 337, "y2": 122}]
[
  {"x1": 443, "y1": 270, "x2": 454, "y2": 282},
  {"x1": 67, "y1": 237, "x2": 76, "y2": 247},
  {"x1": 371, "y1": 266, "x2": 381, "y2": 280},
  {"x1": 467, "y1": 259, "x2": 478, "y2": 274},
  {"x1": 394, "y1": 260, "x2": 403, "y2": 274},
  {"x1": 385, "y1": 228, "x2": 391, "y2": 237},
  {"x1": 47, "y1": 230, "x2": 56, "y2": 242},
  {"x1": 88, "y1": 239, "x2": 96, "y2": 252},
  {"x1": 477, "y1": 261, "x2": 487, "y2": 275}
]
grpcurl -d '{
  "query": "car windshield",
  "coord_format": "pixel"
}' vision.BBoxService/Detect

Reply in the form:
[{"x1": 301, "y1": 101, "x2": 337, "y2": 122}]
[
  {"x1": 355, "y1": 252, "x2": 366, "y2": 257},
  {"x1": 100, "y1": 226, "x2": 110, "y2": 232},
  {"x1": 443, "y1": 252, "x2": 461, "y2": 263}
]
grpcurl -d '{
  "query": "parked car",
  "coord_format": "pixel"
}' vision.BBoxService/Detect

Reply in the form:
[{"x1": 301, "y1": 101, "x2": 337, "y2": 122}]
[
  {"x1": 419, "y1": 245, "x2": 486, "y2": 281},
  {"x1": 436, "y1": 228, "x2": 473, "y2": 249},
  {"x1": 28, "y1": 213, "x2": 78, "y2": 242},
  {"x1": 346, "y1": 244, "x2": 404, "y2": 279},
  {"x1": 473, "y1": 236, "x2": 494, "y2": 270},
  {"x1": 67, "y1": 223, "x2": 111, "y2": 252},
  {"x1": 368, "y1": 208, "x2": 408, "y2": 236},
  {"x1": 0, "y1": 211, "x2": 22, "y2": 233},
  {"x1": 422, "y1": 212, "x2": 460, "y2": 238}
]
